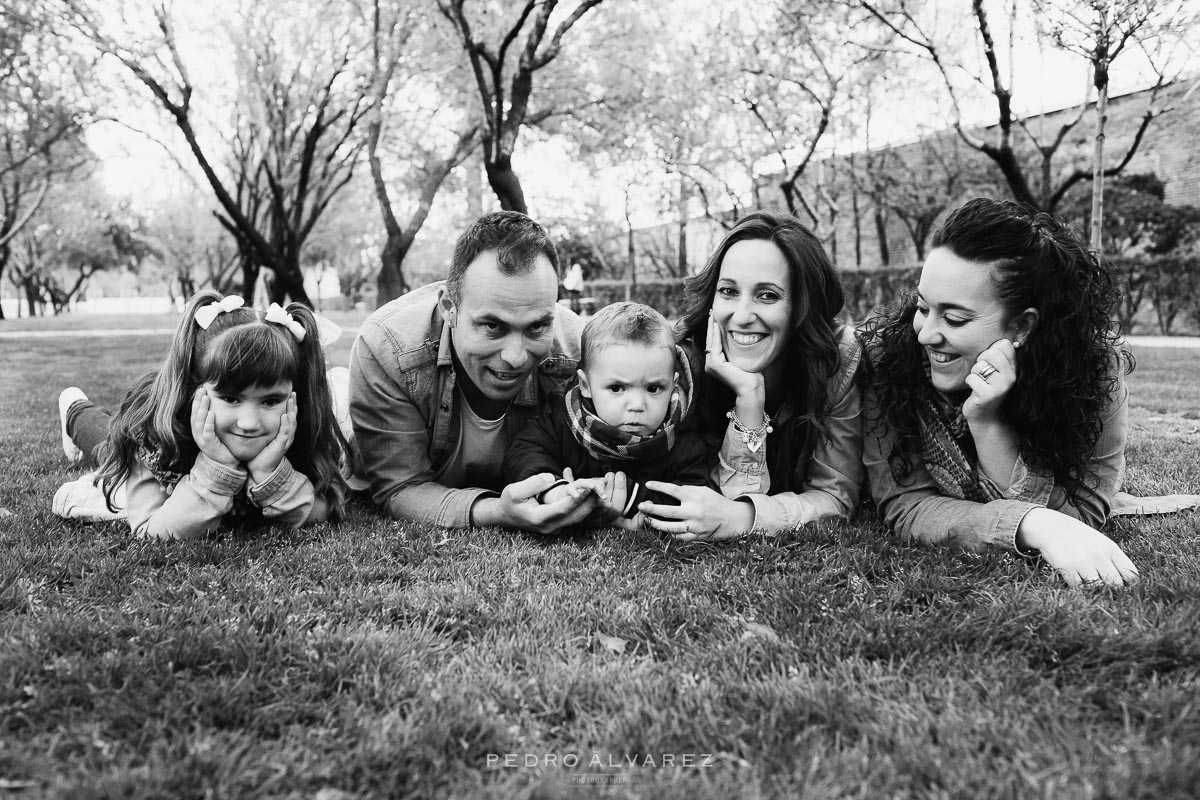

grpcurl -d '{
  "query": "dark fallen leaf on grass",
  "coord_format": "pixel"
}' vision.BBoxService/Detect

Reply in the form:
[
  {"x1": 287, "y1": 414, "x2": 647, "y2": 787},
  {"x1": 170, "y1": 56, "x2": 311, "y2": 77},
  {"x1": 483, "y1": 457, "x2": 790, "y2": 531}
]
[{"x1": 596, "y1": 632, "x2": 628, "y2": 654}]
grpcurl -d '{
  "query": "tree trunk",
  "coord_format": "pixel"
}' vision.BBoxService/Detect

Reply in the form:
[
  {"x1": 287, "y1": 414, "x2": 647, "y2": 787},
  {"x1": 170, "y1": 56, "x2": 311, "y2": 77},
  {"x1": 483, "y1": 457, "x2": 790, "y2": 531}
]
[
  {"x1": 827, "y1": 206, "x2": 838, "y2": 267},
  {"x1": 242, "y1": 255, "x2": 261, "y2": 305},
  {"x1": 1091, "y1": 76, "x2": 1109, "y2": 251},
  {"x1": 0, "y1": 244, "x2": 8, "y2": 320},
  {"x1": 272, "y1": 255, "x2": 311, "y2": 306},
  {"x1": 988, "y1": 146, "x2": 1039, "y2": 209},
  {"x1": 485, "y1": 155, "x2": 528, "y2": 214},
  {"x1": 24, "y1": 283, "x2": 39, "y2": 317},
  {"x1": 912, "y1": 215, "x2": 935, "y2": 261},
  {"x1": 375, "y1": 234, "x2": 410, "y2": 306},
  {"x1": 850, "y1": 173, "x2": 862, "y2": 267},
  {"x1": 677, "y1": 174, "x2": 688, "y2": 278},
  {"x1": 624, "y1": 190, "x2": 635, "y2": 302},
  {"x1": 1040, "y1": 149, "x2": 1053, "y2": 210},
  {"x1": 179, "y1": 272, "x2": 196, "y2": 300},
  {"x1": 874, "y1": 208, "x2": 890, "y2": 266},
  {"x1": 780, "y1": 181, "x2": 797, "y2": 216},
  {"x1": 466, "y1": 151, "x2": 484, "y2": 220}
]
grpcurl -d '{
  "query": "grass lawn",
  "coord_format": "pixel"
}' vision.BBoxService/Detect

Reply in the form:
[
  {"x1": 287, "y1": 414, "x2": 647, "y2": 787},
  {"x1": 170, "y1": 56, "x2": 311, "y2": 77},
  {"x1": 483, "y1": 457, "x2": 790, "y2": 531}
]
[{"x1": 2, "y1": 315, "x2": 1199, "y2": 799}]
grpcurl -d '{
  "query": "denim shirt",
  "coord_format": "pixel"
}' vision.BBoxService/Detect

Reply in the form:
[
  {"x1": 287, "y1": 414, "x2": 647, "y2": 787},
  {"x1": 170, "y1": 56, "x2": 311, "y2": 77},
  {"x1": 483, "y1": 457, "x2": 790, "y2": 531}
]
[
  {"x1": 348, "y1": 282, "x2": 583, "y2": 527},
  {"x1": 715, "y1": 326, "x2": 864, "y2": 532},
  {"x1": 862, "y1": 370, "x2": 1129, "y2": 551}
]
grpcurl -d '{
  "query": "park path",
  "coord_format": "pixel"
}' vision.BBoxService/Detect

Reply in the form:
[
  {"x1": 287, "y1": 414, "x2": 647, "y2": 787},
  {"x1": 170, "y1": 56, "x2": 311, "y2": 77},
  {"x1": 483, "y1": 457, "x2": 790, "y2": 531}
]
[{"x1": 0, "y1": 328, "x2": 176, "y2": 338}]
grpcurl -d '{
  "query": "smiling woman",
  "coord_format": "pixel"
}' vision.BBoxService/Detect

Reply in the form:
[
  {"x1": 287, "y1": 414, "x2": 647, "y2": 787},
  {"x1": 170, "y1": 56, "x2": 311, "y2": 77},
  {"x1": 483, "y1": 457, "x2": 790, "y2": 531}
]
[
  {"x1": 637, "y1": 211, "x2": 863, "y2": 540},
  {"x1": 856, "y1": 197, "x2": 1169, "y2": 587}
]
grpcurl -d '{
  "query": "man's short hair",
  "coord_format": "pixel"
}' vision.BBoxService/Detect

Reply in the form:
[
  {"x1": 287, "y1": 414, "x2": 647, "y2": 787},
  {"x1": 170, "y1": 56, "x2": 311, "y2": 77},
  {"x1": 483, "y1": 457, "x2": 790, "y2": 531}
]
[
  {"x1": 580, "y1": 302, "x2": 675, "y2": 370},
  {"x1": 445, "y1": 211, "x2": 560, "y2": 304}
]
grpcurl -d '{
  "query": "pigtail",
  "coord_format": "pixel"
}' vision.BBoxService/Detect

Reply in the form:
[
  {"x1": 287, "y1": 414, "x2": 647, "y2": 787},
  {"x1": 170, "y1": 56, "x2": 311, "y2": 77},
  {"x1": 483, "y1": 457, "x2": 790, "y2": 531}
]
[
  {"x1": 149, "y1": 291, "x2": 226, "y2": 462},
  {"x1": 282, "y1": 303, "x2": 349, "y2": 520},
  {"x1": 95, "y1": 291, "x2": 223, "y2": 510}
]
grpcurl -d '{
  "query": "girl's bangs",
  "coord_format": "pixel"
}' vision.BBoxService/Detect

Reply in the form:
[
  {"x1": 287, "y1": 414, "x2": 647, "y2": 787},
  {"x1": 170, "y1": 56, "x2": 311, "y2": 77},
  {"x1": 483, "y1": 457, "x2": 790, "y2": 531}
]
[{"x1": 198, "y1": 324, "x2": 299, "y2": 391}]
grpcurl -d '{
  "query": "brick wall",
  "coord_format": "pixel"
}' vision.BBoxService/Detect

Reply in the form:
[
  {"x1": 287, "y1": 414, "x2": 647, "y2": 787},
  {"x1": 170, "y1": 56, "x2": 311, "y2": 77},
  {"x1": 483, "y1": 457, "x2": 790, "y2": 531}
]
[{"x1": 756, "y1": 77, "x2": 1200, "y2": 269}]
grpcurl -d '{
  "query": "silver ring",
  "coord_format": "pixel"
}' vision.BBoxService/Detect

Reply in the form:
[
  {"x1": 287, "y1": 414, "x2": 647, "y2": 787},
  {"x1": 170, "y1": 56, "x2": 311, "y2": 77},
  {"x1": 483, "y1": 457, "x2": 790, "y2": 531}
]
[
  {"x1": 683, "y1": 523, "x2": 689, "y2": 534},
  {"x1": 977, "y1": 363, "x2": 997, "y2": 381}
]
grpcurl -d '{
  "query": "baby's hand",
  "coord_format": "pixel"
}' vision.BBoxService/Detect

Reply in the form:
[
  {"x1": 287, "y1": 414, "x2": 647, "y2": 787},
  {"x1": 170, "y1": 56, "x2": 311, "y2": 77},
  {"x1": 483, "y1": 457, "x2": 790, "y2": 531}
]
[
  {"x1": 537, "y1": 472, "x2": 600, "y2": 505},
  {"x1": 540, "y1": 482, "x2": 578, "y2": 506},
  {"x1": 587, "y1": 471, "x2": 635, "y2": 526},
  {"x1": 190, "y1": 388, "x2": 239, "y2": 467}
]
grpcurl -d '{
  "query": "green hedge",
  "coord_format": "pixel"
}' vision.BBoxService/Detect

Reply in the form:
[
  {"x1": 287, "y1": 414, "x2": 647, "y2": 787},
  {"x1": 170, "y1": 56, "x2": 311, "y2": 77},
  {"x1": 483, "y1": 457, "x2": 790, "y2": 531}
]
[
  {"x1": 1106, "y1": 253, "x2": 1200, "y2": 335},
  {"x1": 578, "y1": 279, "x2": 692, "y2": 319},
  {"x1": 581, "y1": 268, "x2": 922, "y2": 322},
  {"x1": 838, "y1": 267, "x2": 921, "y2": 322},
  {"x1": 582, "y1": 257, "x2": 1200, "y2": 335}
]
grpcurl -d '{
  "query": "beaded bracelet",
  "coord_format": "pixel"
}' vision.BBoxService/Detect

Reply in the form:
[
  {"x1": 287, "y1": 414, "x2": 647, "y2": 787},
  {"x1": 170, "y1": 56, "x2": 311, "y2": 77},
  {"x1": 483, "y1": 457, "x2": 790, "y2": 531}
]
[{"x1": 726, "y1": 409, "x2": 773, "y2": 453}]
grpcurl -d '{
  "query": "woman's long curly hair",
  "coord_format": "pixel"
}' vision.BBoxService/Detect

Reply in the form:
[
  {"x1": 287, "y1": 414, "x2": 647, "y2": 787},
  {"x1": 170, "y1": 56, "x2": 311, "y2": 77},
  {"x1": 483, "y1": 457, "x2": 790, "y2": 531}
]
[
  {"x1": 96, "y1": 290, "x2": 348, "y2": 519},
  {"x1": 858, "y1": 197, "x2": 1133, "y2": 503},
  {"x1": 676, "y1": 211, "x2": 846, "y2": 486}
]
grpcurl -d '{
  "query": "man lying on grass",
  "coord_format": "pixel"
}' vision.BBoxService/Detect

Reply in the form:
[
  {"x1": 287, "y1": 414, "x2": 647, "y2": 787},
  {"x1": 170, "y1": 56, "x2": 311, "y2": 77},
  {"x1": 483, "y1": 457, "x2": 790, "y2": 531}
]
[{"x1": 349, "y1": 211, "x2": 604, "y2": 533}]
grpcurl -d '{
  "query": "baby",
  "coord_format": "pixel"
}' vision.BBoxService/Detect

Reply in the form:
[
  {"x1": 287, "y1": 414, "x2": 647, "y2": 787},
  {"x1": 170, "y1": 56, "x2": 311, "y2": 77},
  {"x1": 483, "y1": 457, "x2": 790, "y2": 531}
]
[{"x1": 503, "y1": 301, "x2": 710, "y2": 525}]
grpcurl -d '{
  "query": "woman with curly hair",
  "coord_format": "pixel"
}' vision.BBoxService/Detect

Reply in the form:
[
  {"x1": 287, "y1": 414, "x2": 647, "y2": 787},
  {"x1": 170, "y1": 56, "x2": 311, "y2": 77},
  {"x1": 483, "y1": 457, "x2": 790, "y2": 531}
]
[
  {"x1": 634, "y1": 210, "x2": 862, "y2": 539},
  {"x1": 858, "y1": 197, "x2": 1139, "y2": 586}
]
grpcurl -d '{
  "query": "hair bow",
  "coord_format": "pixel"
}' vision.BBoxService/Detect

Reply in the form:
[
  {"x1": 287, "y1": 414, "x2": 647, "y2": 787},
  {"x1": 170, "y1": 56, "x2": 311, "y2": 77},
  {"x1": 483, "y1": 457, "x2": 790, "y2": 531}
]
[
  {"x1": 194, "y1": 295, "x2": 246, "y2": 330},
  {"x1": 264, "y1": 303, "x2": 307, "y2": 341}
]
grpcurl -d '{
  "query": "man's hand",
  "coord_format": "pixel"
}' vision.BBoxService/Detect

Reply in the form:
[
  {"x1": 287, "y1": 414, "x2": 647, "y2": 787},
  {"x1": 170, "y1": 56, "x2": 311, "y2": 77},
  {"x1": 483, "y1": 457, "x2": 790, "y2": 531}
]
[{"x1": 472, "y1": 472, "x2": 598, "y2": 534}]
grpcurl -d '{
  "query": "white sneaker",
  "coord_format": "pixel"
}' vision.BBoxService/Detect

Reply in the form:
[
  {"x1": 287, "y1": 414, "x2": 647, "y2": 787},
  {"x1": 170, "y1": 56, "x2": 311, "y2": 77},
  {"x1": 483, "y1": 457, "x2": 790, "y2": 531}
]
[
  {"x1": 58, "y1": 387, "x2": 88, "y2": 463},
  {"x1": 52, "y1": 471, "x2": 126, "y2": 521}
]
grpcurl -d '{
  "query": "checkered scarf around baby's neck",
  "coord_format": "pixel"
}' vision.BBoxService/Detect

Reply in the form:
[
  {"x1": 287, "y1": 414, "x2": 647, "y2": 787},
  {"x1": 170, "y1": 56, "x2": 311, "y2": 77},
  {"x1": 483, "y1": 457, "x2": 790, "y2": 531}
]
[{"x1": 564, "y1": 345, "x2": 693, "y2": 464}]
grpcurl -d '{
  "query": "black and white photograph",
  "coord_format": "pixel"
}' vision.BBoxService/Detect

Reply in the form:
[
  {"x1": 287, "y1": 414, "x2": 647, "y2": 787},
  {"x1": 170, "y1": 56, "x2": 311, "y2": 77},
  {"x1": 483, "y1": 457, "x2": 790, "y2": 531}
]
[{"x1": 2, "y1": 0, "x2": 1199, "y2": 796}]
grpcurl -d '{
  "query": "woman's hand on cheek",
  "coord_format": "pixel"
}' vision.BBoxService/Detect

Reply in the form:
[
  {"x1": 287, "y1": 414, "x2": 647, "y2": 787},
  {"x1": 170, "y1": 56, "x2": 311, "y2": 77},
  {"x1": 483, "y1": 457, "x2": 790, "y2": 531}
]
[
  {"x1": 248, "y1": 393, "x2": 297, "y2": 480},
  {"x1": 639, "y1": 481, "x2": 755, "y2": 541},
  {"x1": 963, "y1": 338, "x2": 1018, "y2": 422},
  {"x1": 190, "y1": 388, "x2": 239, "y2": 468},
  {"x1": 705, "y1": 312, "x2": 764, "y2": 404},
  {"x1": 1017, "y1": 507, "x2": 1140, "y2": 587}
]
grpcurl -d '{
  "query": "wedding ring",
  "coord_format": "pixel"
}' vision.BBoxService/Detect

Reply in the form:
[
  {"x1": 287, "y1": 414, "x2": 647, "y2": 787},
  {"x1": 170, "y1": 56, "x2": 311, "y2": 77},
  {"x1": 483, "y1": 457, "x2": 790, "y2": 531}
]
[
  {"x1": 977, "y1": 363, "x2": 997, "y2": 381},
  {"x1": 683, "y1": 523, "x2": 690, "y2": 534}
]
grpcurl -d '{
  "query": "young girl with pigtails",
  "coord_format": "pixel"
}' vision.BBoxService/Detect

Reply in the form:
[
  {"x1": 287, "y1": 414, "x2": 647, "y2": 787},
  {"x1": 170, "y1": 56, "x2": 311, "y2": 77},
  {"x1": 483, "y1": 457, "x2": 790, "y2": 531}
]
[{"x1": 55, "y1": 290, "x2": 349, "y2": 540}]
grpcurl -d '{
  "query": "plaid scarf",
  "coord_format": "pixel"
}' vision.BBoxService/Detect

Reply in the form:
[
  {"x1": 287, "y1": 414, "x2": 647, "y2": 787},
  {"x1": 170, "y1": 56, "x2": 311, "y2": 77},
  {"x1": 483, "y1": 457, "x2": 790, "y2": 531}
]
[
  {"x1": 564, "y1": 346, "x2": 693, "y2": 464},
  {"x1": 914, "y1": 368, "x2": 1003, "y2": 504}
]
